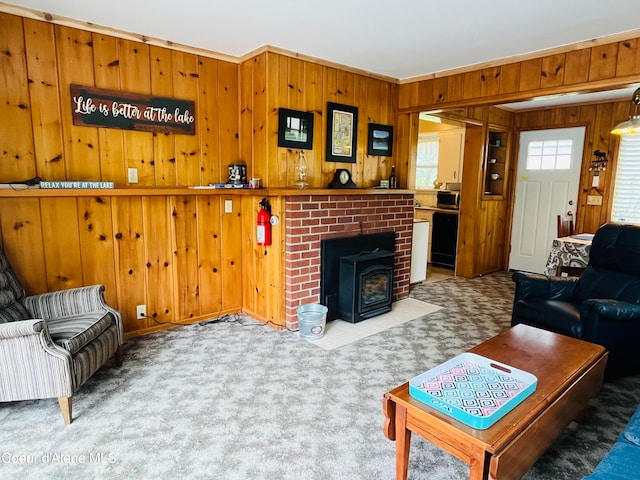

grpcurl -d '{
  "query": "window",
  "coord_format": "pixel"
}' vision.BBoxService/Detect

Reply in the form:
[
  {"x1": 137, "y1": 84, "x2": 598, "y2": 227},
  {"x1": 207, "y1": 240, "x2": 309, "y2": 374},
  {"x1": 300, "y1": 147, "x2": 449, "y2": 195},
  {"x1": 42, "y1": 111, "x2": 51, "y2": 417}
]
[
  {"x1": 526, "y1": 139, "x2": 573, "y2": 170},
  {"x1": 415, "y1": 133, "x2": 439, "y2": 189},
  {"x1": 611, "y1": 134, "x2": 640, "y2": 224}
]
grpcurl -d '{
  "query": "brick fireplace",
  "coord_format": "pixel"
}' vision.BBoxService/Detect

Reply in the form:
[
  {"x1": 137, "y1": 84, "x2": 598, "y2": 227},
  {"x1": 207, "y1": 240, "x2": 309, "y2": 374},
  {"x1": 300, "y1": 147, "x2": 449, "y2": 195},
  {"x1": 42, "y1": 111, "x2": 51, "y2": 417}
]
[{"x1": 284, "y1": 193, "x2": 414, "y2": 330}]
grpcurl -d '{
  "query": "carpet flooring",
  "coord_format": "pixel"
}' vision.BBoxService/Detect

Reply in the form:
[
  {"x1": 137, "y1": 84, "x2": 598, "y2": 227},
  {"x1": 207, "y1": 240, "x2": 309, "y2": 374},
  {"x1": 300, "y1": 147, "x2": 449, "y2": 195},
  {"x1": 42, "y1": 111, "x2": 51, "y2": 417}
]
[{"x1": 1, "y1": 271, "x2": 640, "y2": 479}]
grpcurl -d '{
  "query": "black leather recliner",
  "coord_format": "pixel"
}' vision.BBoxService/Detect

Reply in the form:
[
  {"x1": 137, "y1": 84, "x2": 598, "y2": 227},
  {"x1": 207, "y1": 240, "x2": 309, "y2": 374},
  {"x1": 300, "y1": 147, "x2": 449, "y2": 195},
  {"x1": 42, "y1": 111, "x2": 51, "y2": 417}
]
[{"x1": 511, "y1": 223, "x2": 640, "y2": 379}]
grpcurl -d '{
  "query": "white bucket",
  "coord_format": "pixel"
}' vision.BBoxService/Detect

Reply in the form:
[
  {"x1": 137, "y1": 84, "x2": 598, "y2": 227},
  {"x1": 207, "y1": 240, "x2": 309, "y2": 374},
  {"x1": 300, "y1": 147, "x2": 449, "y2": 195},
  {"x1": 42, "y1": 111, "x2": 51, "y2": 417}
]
[{"x1": 297, "y1": 303, "x2": 328, "y2": 340}]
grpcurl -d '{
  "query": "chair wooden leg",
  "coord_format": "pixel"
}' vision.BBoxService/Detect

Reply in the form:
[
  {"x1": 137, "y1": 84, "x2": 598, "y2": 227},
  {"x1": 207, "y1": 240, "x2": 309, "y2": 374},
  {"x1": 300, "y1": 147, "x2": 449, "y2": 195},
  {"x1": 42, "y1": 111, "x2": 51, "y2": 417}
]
[
  {"x1": 114, "y1": 345, "x2": 123, "y2": 366},
  {"x1": 58, "y1": 397, "x2": 72, "y2": 424}
]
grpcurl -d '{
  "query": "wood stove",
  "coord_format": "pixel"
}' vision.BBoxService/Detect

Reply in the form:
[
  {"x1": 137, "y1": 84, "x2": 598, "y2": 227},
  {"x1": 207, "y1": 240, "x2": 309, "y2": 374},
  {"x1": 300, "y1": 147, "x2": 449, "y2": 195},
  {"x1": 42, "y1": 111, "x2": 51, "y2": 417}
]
[
  {"x1": 320, "y1": 231, "x2": 396, "y2": 322},
  {"x1": 338, "y1": 250, "x2": 395, "y2": 323}
]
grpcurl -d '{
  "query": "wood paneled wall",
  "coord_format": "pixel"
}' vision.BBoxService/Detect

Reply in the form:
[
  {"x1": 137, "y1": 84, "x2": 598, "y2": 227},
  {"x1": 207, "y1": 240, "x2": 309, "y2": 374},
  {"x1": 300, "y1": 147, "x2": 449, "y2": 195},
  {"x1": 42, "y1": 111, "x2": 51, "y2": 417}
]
[
  {"x1": 515, "y1": 100, "x2": 633, "y2": 233},
  {"x1": 0, "y1": 12, "x2": 239, "y2": 186},
  {"x1": 239, "y1": 52, "x2": 398, "y2": 189},
  {"x1": 397, "y1": 35, "x2": 640, "y2": 277},
  {"x1": 0, "y1": 192, "x2": 284, "y2": 335},
  {"x1": 398, "y1": 38, "x2": 640, "y2": 112},
  {"x1": 0, "y1": 12, "x2": 286, "y2": 337}
]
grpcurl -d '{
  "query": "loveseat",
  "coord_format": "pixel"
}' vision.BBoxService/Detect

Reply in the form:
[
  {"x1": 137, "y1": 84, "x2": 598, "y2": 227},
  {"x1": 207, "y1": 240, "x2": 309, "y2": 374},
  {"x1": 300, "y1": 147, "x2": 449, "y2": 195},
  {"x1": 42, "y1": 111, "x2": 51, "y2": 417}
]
[
  {"x1": 583, "y1": 404, "x2": 640, "y2": 479},
  {"x1": 0, "y1": 248, "x2": 122, "y2": 423},
  {"x1": 511, "y1": 223, "x2": 640, "y2": 379}
]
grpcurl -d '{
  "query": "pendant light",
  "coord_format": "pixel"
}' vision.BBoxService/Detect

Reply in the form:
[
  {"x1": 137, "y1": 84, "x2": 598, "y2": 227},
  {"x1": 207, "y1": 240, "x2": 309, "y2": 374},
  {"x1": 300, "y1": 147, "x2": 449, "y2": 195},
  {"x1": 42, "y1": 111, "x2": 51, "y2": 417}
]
[{"x1": 612, "y1": 87, "x2": 640, "y2": 135}]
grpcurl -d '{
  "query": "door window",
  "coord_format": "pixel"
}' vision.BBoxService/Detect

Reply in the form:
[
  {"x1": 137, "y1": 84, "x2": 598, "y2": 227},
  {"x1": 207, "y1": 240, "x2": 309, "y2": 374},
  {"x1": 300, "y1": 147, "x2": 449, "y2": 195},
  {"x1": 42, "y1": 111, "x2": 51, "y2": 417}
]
[{"x1": 526, "y1": 139, "x2": 573, "y2": 170}]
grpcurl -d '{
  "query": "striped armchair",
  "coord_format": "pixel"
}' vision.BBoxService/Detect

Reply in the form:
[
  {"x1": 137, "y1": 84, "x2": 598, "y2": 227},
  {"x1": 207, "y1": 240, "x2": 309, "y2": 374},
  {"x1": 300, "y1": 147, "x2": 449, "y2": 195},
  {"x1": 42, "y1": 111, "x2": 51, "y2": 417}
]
[{"x1": 0, "y1": 248, "x2": 123, "y2": 424}]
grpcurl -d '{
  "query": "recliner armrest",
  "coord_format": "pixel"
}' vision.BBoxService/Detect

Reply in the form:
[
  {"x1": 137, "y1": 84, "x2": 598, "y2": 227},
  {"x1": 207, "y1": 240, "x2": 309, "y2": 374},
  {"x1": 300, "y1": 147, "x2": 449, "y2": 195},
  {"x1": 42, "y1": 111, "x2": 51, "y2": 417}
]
[
  {"x1": 580, "y1": 299, "x2": 640, "y2": 322},
  {"x1": 22, "y1": 285, "x2": 108, "y2": 318},
  {"x1": 512, "y1": 271, "x2": 578, "y2": 302},
  {"x1": 22, "y1": 285, "x2": 123, "y2": 345},
  {"x1": 0, "y1": 319, "x2": 46, "y2": 339}
]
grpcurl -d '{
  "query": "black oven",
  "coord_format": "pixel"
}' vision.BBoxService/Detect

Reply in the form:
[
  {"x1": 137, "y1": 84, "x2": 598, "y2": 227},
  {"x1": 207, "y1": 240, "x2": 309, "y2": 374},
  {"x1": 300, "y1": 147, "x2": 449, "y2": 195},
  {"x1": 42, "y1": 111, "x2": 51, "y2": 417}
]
[
  {"x1": 431, "y1": 212, "x2": 459, "y2": 269},
  {"x1": 436, "y1": 190, "x2": 460, "y2": 210}
]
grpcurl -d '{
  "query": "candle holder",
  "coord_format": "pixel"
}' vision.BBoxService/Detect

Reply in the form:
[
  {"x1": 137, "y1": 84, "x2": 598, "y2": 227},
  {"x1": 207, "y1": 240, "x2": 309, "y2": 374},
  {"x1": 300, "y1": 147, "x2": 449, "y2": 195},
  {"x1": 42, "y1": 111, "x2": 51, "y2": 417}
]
[{"x1": 294, "y1": 151, "x2": 309, "y2": 189}]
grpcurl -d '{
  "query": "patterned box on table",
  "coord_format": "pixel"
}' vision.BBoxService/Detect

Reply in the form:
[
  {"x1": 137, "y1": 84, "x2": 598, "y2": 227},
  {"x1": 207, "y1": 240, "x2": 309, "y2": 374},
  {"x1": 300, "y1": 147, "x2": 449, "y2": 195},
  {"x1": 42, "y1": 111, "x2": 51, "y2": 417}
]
[{"x1": 409, "y1": 353, "x2": 537, "y2": 430}]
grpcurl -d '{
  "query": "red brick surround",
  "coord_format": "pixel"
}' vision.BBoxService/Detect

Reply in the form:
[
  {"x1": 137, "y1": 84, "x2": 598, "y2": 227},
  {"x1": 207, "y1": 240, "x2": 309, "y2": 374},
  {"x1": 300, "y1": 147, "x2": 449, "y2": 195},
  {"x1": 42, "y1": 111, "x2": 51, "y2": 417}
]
[{"x1": 284, "y1": 193, "x2": 414, "y2": 330}]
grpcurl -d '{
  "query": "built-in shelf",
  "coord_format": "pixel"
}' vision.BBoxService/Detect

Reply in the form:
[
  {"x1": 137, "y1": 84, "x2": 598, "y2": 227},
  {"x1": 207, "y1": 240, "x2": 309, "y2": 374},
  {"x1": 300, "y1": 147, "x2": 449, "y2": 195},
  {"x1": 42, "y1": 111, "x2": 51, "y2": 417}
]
[
  {"x1": 483, "y1": 128, "x2": 510, "y2": 198},
  {"x1": 0, "y1": 186, "x2": 414, "y2": 198}
]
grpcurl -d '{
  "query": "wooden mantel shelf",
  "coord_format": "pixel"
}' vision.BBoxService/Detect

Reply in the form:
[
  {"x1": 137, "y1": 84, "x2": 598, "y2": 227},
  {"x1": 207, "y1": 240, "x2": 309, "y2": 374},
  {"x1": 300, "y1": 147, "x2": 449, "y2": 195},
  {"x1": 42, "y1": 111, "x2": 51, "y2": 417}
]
[{"x1": 0, "y1": 186, "x2": 415, "y2": 198}]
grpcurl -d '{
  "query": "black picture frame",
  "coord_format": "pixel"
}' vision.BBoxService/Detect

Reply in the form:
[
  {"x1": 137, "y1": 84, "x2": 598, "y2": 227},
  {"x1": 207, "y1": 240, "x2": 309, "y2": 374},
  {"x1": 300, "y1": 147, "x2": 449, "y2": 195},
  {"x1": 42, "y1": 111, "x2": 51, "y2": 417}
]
[
  {"x1": 367, "y1": 123, "x2": 393, "y2": 156},
  {"x1": 326, "y1": 102, "x2": 358, "y2": 163},
  {"x1": 278, "y1": 108, "x2": 314, "y2": 149}
]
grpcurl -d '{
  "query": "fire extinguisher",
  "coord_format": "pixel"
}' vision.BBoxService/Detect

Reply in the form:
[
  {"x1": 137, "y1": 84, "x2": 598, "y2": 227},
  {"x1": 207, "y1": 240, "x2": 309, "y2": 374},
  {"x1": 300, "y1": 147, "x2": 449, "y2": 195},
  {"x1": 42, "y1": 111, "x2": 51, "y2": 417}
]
[{"x1": 257, "y1": 198, "x2": 271, "y2": 246}]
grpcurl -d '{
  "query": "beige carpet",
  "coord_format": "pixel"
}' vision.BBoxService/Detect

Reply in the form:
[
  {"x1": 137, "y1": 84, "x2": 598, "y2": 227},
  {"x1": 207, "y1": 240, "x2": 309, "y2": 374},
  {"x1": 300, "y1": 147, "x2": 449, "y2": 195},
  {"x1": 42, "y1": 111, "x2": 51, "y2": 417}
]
[{"x1": 308, "y1": 298, "x2": 442, "y2": 350}]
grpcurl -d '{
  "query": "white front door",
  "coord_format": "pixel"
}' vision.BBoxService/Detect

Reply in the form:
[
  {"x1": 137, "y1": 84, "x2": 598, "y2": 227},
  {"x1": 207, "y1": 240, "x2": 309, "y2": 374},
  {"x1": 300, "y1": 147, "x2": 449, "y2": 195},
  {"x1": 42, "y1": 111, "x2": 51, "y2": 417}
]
[{"x1": 509, "y1": 127, "x2": 585, "y2": 273}]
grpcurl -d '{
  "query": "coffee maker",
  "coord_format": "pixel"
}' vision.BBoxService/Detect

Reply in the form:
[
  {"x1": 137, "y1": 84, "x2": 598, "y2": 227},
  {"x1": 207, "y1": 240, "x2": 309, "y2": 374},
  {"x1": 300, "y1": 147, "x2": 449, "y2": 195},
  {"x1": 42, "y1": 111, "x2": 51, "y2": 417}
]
[{"x1": 228, "y1": 163, "x2": 247, "y2": 185}]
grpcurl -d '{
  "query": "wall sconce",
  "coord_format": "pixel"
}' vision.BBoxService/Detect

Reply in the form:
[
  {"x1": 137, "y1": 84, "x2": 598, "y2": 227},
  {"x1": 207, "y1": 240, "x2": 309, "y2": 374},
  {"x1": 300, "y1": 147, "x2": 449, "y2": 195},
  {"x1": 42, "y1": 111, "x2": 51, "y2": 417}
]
[
  {"x1": 611, "y1": 87, "x2": 640, "y2": 135},
  {"x1": 589, "y1": 150, "x2": 609, "y2": 187}
]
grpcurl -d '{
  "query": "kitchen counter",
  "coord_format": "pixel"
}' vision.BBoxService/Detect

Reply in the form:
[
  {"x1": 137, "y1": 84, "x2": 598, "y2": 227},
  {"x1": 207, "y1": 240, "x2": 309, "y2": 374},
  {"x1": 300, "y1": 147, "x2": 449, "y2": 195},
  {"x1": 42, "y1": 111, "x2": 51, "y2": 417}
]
[{"x1": 415, "y1": 206, "x2": 460, "y2": 215}]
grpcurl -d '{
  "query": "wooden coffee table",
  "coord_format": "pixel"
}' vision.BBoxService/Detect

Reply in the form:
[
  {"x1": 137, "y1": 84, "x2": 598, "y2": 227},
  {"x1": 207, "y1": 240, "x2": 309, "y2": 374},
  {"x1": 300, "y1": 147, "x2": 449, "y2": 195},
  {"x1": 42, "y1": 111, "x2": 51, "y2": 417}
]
[{"x1": 382, "y1": 324, "x2": 608, "y2": 480}]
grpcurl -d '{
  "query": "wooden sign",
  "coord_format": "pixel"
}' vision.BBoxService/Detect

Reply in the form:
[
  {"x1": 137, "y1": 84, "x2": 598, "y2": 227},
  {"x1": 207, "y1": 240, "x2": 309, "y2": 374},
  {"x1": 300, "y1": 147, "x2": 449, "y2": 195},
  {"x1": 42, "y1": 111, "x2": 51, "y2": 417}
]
[{"x1": 70, "y1": 84, "x2": 196, "y2": 135}]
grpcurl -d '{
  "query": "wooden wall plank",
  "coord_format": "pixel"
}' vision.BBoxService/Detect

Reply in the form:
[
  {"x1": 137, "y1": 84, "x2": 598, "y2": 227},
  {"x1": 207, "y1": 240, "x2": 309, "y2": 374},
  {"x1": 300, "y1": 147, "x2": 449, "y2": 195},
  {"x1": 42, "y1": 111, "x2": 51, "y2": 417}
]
[
  {"x1": 447, "y1": 74, "x2": 465, "y2": 102},
  {"x1": 173, "y1": 50, "x2": 201, "y2": 186},
  {"x1": 39, "y1": 197, "x2": 83, "y2": 291},
  {"x1": 150, "y1": 45, "x2": 177, "y2": 186},
  {"x1": 540, "y1": 53, "x2": 566, "y2": 88},
  {"x1": 55, "y1": 25, "x2": 100, "y2": 180},
  {"x1": 288, "y1": 57, "x2": 305, "y2": 110},
  {"x1": 196, "y1": 196, "x2": 222, "y2": 316},
  {"x1": 252, "y1": 54, "x2": 267, "y2": 183},
  {"x1": 142, "y1": 196, "x2": 175, "y2": 326},
  {"x1": 617, "y1": 39, "x2": 640, "y2": 77},
  {"x1": 171, "y1": 195, "x2": 200, "y2": 319},
  {"x1": 198, "y1": 57, "x2": 221, "y2": 186},
  {"x1": 363, "y1": 78, "x2": 383, "y2": 186},
  {"x1": 463, "y1": 71, "x2": 482, "y2": 100},
  {"x1": 589, "y1": 44, "x2": 619, "y2": 81},
  {"x1": 518, "y1": 58, "x2": 542, "y2": 91},
  {"x1": 304, "y1": 61, "x2": 324, "y2": 187},
  {"x1": 276, "y1": 55, "x2": 290, "y2": 186},
  {"x1": 218, "y1": 60, "x2": 240, "y2": 183},
  {"x1": 354, "y1": 74, "x2": 368, "y2": 185},
  {"x1": 498, "y1": 63, "x2": 520, "y2": 94},
  {"x1": 431, "y1": 77, "x2": 448, "y2": 104},
  {"x1": 77, "y1": 195, "x2": 117, "y2": 306},
  {"x1": 92, "y1": 33, "x2": 125, "y2": 185},
  {"x1": 239, "y1": 56, "x2": 254, "y2": 179},
  {"x1": 480, "y1": 67, "x2": 501, "y2": 97},
  {"x1": 118, "y1": 39, "x2": 154, "y2": 185},
  {"x1": 220, "y1": 195, "x2": 242, "y2": 312},
  {"x1": 0, "y1": 13, "x2": 36, "y2": 182},
  {"x1": 111, "y1": 196, "x2": 146, "y2": 333},
  {"x1": 265, "y1": 196, "x2": 284, "y2": 327},
  {"x1": 23, "y1": 18, "x2": 64, "y2": 182},
  {"x1": 240, "y1": 197, "x2": 258, "y2": 316},
  {"x1": 417, "y1": 79, "x2": 433, "y2": 106},
  {"x1": 0, "y1": 198, "x2": 47, "y2": 294},
  {"x1": 456, "y1": 123, "x2": 484, "y2": 278},
  {"x1": 564, "y1": 49, "x2": 591, "y2": 85}
]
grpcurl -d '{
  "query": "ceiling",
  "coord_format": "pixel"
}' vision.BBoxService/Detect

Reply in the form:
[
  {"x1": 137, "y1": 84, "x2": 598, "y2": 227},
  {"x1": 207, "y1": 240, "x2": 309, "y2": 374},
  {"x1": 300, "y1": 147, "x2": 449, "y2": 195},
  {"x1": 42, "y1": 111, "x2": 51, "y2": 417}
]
[
  {"x1": 7, "y1": 0, "x2": 640, "y2": 109},
  {"x1": 9, "y1": 0, "x2": 640, "y2": 80}
]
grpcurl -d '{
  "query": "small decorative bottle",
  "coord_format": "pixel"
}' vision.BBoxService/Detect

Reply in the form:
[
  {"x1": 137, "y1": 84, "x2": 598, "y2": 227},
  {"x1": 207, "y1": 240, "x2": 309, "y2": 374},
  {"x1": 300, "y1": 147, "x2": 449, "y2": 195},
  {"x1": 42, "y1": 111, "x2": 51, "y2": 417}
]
[
  {"x1": 294, "y1": 150, "x2": 309, "y2": 189},
  {"x1": 389, "y1": 165, "x2": 397, "y2": 189}
]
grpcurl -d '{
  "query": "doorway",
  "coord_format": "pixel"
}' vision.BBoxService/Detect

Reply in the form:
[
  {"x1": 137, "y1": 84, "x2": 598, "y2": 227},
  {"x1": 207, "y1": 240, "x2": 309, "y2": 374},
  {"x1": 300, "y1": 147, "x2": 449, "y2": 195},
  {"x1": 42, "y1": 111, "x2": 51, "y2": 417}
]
[{"x1": 508, "y1": 126, "x2": 586, "y2": 273}]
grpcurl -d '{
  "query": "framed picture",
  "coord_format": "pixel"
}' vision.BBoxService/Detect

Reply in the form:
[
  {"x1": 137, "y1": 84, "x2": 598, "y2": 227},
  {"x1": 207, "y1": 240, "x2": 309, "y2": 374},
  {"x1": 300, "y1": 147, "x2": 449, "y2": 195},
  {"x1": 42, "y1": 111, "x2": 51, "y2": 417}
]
[
  {"x1": 367, "y1": 123, "x2": 393, "y2": 156},
  {"x1": 326, "y1": 102, "x2": 358, "y2": 163},
  {"x1": 278, "y1": 108, "x2": 314, "y2": 149}
]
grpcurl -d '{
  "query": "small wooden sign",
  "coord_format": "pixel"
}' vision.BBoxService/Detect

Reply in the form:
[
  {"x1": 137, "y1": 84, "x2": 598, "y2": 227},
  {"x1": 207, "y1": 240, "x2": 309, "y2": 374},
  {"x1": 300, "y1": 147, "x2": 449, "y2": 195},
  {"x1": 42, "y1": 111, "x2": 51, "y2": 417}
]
[{"x1": 70, "y1": 84, "x2": 196, "y2": 135}]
